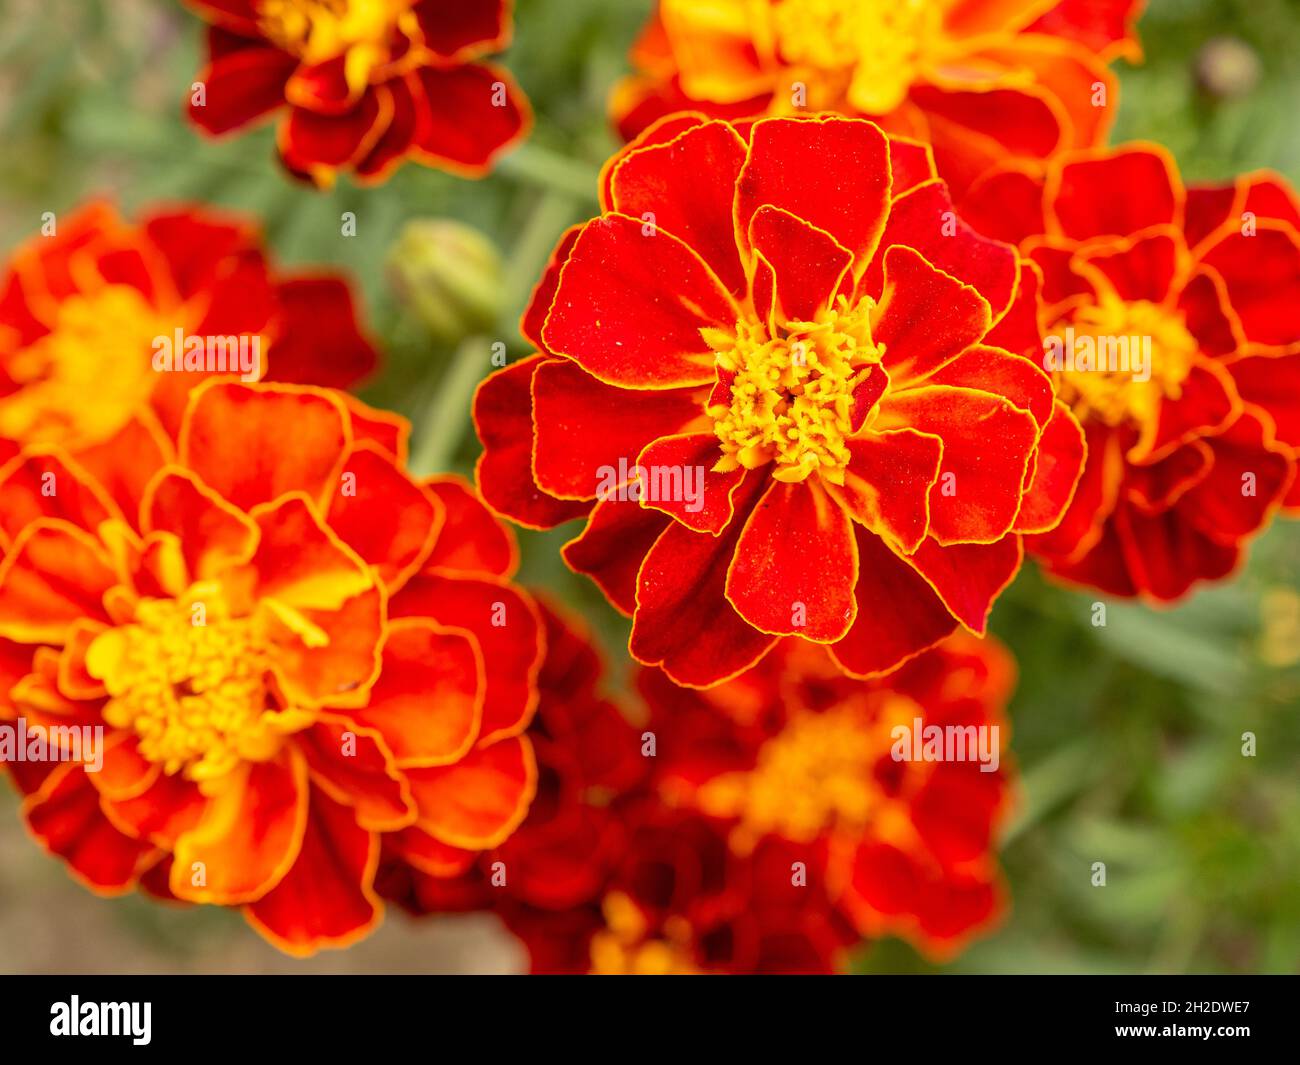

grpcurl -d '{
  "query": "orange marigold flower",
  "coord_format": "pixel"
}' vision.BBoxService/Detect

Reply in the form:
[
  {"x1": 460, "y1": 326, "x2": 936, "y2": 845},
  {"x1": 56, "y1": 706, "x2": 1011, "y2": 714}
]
[
  {"x1": 0, "y1": 380, "x2": 541, "y2": 955},
  {"x1": 182, "y1": 0, "x2": 531, "y2": 186},
  {"x1": 640, "y1": 633, "x2": 1016, "y2": 961},
  {"x1": 474, "y1": 115, "x2": 1085, "y2": 688},
  {"x1": 962, "y1": 145, "x2": 1300, "y2": 600},
  {"x1": 0, "y1": 201, "x2": 376, "y2": 509},
  {"x1": 612, "y1": 0, "x2": 1145, "y2": 196}
]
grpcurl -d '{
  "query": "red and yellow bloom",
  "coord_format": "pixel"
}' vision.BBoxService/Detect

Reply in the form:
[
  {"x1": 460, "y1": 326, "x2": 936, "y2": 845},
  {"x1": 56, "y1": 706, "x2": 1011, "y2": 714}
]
[
  {"x1": 0, "y1": 201, "x2": 376, "y2": 508},
  {"x1": 387, "y1": 613, "x2": 1014, "y2": 970},
  {"x1": 962, "y1": 146, "x2": 1300, "y2": 599},
  {"x1": 612, "y1": 0, "x2": 1145, "y2": 196},
  {"x1": 475, "y1": 115, "x2": 1085, "y2": 688},
  {"x1": 182, "y1": 0, "x2": 530, "y2": 186},
  {"x1": 382, "y1": 602, "x2": 856, "y2": 974},
  {"x1": 641, "y1": 633, "x2": 1016, "y2": 960},
  {"x1": 0, "y1": 380, "x2": 541, "y2": 954}
]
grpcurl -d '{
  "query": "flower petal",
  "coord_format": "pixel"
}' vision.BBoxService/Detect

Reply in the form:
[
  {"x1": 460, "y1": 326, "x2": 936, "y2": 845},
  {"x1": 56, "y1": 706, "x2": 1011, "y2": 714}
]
[
  {"x1": 630, "y1": 481, "x2": 779, "y2": 687},
  {"x1": 171, "y1": 749, "x2": 308, "y2": 905},
  {"x1": 876, "y1": 386, "x2": 1039, "y2": 544},
  {"x1": 736, "y1": 117, "x2": 891, "y2": 271},
  {"x1": 532, "y1": 357, "x2": 706, "y2": 499},
  {"x1": 562, "y1": 499, "x2": 672, "y2": 614},
  {"x1": 352, "y1": 617, "x2": 484, "y2": 767},
  {"x1": 180, "y1": 382, "x2": 349, "y2": 513},
  {"x1": 872, "y1": 245, "x2": 993, "y2": 387},
  {"x1": 244, "y1": 786, "x2": 381, "y2": 956},
  {"x1": 472, "y1": 355, "x2": 590, "y2": 529},
  {"x1": 726, "y1": 480, "x2": 857, "y2": 642},
  {"x1": 405, "y1": 735, "x2": 536, "y2": 849},
  {"x1": 828, "y1": 529, "x2": 959, "y2": 677},
  {"x1": 542, "y1": 214, "x2": 737, "y2": 388},
  {"x1": 903, "y1": 537, "x2": 1024, "y2": 634},
  {"x1": 829, "y1": 429, "x2": 943, "y2": 553},
  {"x1": 609, "y1": 119, "x2": 748, "y2": 296}
]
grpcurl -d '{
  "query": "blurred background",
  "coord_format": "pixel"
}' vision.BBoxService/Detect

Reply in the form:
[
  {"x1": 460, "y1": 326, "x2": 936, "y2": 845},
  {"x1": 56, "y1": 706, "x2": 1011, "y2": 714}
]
[{"x1": 0, "y1": 0, "x2": 1297, "y2": 974}]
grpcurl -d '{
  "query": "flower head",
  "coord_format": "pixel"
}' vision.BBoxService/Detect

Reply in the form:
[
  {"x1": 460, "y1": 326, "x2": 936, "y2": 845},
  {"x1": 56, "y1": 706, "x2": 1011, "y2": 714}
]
[
  {"x1": 612, "y1": 0, "x2": 1145, "y2": 195},
  {"x1": 0, "y1": 381, "x2": 541, "y2": 954},
  {"x1": 475, "y1": 115, "x2": 1085, "y2": 687},
  {"x1": 640, "y1": 633, "x2": 1016, "y2": 959},
  {"x1": 962, "y1": 145, "x2": 1300, "y2": 599},
  {"x1": 182, "y1": 0, "x2": 530, "y2": 185},
  {"x1": 385, "y1": 613, "x2": 1015, "y2": 970},
  {"x1": 0, "y1": 201, "x2": 376, "y2": 506}
]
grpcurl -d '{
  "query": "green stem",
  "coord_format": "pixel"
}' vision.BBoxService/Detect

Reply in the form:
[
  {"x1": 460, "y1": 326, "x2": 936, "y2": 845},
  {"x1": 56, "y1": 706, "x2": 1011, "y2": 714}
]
[
  {"x1": 408, "y1": 336, "x2": 492, "y2": 477},
  {"x1": 498, "y1": 142, "x2": 601, "y2": 202}
]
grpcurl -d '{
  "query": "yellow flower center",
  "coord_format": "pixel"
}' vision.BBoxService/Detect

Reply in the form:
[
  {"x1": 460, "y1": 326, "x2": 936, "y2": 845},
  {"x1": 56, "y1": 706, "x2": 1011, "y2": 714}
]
[
  {"x1": 694, "y1": 697, "x2": 917, "y2": 846},
  {"x1": 257, "y1": 0, "x2": 415, "y2": 90},
  {"x1": 0, "y1": 285, "x2": 165, "y2": 448},
  {"x1": 705, "y1": 296, "x2": 884, "y2": 485},
  {"x1": 769, "y1": 0, "x2": 946, "y2": 113},
  {"x1": 588, "y1": 892, "x2": 701, "y2": 975},
  {"x1": 1050, "y1": 296, "x2": 1198, "y2": 430},
  {"x1": 85, "y1": 584, "x2": 313, "y2": 782}
]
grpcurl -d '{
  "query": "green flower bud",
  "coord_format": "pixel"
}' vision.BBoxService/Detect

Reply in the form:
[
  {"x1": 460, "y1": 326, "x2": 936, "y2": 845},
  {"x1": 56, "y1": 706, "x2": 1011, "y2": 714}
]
[{"x1": 386, "y1": 219, "x2": 504, "y2": 343}]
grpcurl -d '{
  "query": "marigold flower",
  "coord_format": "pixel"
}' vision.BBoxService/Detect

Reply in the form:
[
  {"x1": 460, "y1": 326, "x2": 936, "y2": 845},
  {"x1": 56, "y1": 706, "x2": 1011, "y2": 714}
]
[
  {"x1": 962, "y1": 145, "x2": 1300, "y2": 599},
  {"x1": 475, "y1": 115, "x2": 1085, "y2": 688},
  {"x1": 640, "y1": 633, "x2": 1016, "y2": 960},
  {"x1": 384, "y1": 607, "x2": 1014, "y2": 971},
  {"x1": 182, "y1": 0, "x2": 530, "y2": 186},
  {"x1": 0, "y1": 380, "x2": 541, "y2": 955},
  {"x1": 0, "y1": 201, "x2": 376, "y2": 508},
  {"x1": 612, "y1": 0, "x2": 1145, "y2": 195},
  {"x1": 500, "y1": 802, "x2": 858, "y2": 974}
]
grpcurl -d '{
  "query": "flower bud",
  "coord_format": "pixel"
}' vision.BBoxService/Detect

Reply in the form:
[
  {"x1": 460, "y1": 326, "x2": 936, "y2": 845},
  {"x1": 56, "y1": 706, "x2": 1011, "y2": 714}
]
[
  {"x1": 1195, "y1": 37, "x2": 1261, "y2": 101},
  {"x1": 386, "y1": 219, "x2": 504, "y2": 343}
]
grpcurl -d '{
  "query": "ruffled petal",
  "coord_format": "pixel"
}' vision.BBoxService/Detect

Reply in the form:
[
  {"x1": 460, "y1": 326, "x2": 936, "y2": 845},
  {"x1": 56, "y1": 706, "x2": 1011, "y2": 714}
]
[
  {"x1": 405, "y1": 735, "x2": 536, "y2": 849},
  {"x1": 171, "y1": 749, "x2": 308, "y2": 905},
  {"x1": 244, "y1": 786, "x2": 381, "y2": 955},
  {"x1": 352, "y1": 617, "x2": 483, "y2": 767}
]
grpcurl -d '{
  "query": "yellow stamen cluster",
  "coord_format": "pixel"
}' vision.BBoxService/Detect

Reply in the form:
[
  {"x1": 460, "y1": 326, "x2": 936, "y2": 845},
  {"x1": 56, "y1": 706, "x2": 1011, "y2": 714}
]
[
  {"x1": 769, "y1": 0, "x2": 944, "y2": 113},
  {"x1": 1051, "y1": 295, "x2": 1198, "y2": 430},
  {"x1": 696, "y1": 702, "x2": 887, "y2": 844},
  {"x1": 706, "y1": 296, "x2": 883, "y2": 485},
  {"x1": 0, "y1": 285, "x2": 165, "y2": 448},
  {"x1": 86, "y1": 584, "x2": 312, "y2": 782},
  {"x1": 257, "y1": 0, "x2": 415, "y2": 91},
  {"x1": 588, "y1": 892, "x2": 702, "y2": 975}
]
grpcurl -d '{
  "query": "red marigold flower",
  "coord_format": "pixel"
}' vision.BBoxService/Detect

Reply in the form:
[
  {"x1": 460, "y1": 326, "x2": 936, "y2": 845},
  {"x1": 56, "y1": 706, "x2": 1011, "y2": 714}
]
[
  {"x1": 0, "y1": 201, "x2": 377, "y2": 506},
  {"x1": 0, "y1": 380, "x2": 541, "y2": 955},
  {"x1": 501, "y1": 801, "x2": 858, "y2": 974},
  {"x1": 640, "y1": 633, "x2": 1016, "y2": 960},
  {"x1": 611, "y1": 0, "x2": 1145, "y2": 196},
  {"x1": 474, "y1": 115, "x2": 1085, "y2": 688},
  {"x1": 383, "y1": 606, "x2": 1014, "y2": 971},
  {"x1": 181, "y1": 0, "x2": 531, "y2": 186},
  {"x1": 961, "y1": 146, "x2": 1300, "y2": 599}
]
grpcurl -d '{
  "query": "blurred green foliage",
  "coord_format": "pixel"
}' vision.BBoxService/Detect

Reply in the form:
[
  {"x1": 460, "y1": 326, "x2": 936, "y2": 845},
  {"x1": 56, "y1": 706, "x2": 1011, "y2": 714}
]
[{"x1": 0, "y1": 0, "x2": 1296, "y2": 974}]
